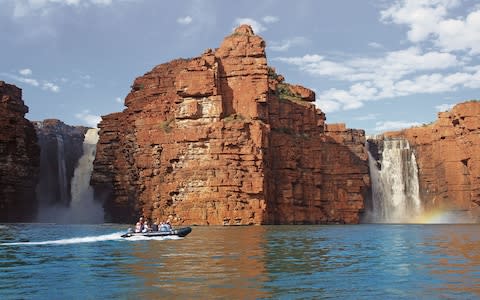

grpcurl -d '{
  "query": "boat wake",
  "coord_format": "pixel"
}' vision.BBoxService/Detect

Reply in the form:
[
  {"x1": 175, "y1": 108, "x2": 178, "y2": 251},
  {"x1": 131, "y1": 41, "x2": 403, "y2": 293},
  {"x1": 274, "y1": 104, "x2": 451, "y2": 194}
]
[
  {"x1": 2, "y1": 232, "x2": 124, "y2": 246},
  {"x1": 2, "y1": 232, "x2": 183, "y2": 246},
  {"x1": 123, "y1": 235, "x2": 183, "y2": 242}
]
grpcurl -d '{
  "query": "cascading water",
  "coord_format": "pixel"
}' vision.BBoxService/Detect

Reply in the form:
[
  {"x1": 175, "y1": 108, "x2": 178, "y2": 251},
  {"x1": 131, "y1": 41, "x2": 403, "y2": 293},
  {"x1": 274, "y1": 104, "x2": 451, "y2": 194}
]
[
  {"x1": 36, "y1": 128, "x2": 103, "y2": 223},
  {"x1": 67, "y1": 128, "x2": 103, "y2": 223},
  {"x1": 366, "y1": 138, "x2": 422, "y2": 223},
  {"x1": 56, "y1": 134, "x2": 69, "y2": 205}
]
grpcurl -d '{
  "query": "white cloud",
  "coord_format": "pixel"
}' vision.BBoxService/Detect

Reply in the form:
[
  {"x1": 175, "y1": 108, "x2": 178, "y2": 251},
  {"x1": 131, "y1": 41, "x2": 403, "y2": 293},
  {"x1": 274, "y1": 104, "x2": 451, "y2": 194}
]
[
  {"x1": 21, "y1": 77, "x2": 40, "y2": 87},
  {"x1": 234, "y1": 18, "x2": 266, "y2": 33},
  {"x1": 115, "y1": 97, "x2": 122, "y2": 103},
  {"x1": 262, "y1": 15, "x2": 279, "y2": 24},
  {"x1": 177, "y1": 16, "x2": 192, "y2": 25},
  {"x1": 317, "y1": 99, "x2": 341, "y2": 113},
  {"x1": 19, "y1": 68, "x2": 32, "y2": 76},
  {"x1": 381, "y1": 0, "x2": 480, "y2": 54},
  {"x1": 276, "y1": 47, "x2": 459, "y2": 82},
  {"x1": 75, "y1": 110, "x2": 101, "y2": 127},
  {"x1": 1, "y1": 72, "x2": 39, "y2": 87},
  {"x1": 269, "y1": 37, "x2": 309, "y2": 52},
  {"x1": 9, "y1": 0, "x2": 114, "y2": 18},
  {"x1": 368, "y1": 42, "x2": 383, "y2": 49},
  {"x1": 1, "y1": 71, "x2": 63, "y2": 92},
  {"x1": 42, "y1": 82, "x2": 60, "y2": 92},
  {"x1": 275, "y1": 44, "x2": 480, "y2": 112},
  {"x1": 435, "y1": 103, "x2": 455, "y2": 111},
  {"x1": 374, "y1": 120, "x2": 422, "y2": 132}
]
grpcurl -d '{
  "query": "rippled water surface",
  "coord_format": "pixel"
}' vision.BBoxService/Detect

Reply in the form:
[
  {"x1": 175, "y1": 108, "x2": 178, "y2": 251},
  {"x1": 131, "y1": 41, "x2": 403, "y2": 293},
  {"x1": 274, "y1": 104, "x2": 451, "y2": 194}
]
[{"x1": 1, "y1": 224, "x2": 479, "y2": 299}]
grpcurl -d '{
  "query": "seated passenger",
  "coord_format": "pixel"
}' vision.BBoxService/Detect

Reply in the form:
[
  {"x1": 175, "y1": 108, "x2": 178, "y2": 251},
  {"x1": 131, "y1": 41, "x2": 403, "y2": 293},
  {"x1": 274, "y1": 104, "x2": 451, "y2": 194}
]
[
  {"x1": 142, "y1": 220, "x2": 151, "y2": 233},
  {"x1": 151, "y1": 219, "x2": 159, "y2": 232},
  {"x1": 134, "y1": 222, "x2": 142, "y2": 233},
  {"x1": 159, "y1": 222, "x2": 170, "y2": 232}
]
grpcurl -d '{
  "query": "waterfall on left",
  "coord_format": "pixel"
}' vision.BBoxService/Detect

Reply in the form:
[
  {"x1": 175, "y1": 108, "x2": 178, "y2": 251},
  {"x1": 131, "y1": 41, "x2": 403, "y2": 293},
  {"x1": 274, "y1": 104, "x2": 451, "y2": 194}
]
[{"x1": 35, "y1": 120, "x2": 103, "y2": 223}]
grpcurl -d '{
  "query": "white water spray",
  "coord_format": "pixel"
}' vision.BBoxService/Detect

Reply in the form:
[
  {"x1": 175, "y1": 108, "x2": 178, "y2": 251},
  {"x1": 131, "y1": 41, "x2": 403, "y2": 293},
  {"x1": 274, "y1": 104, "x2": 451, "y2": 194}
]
[
  {"x1": 55, "y1": 134, "x2": 69, "y2": 204},
  {"x1": 367, "y1": 139, "x2": 422, "y2": 223},
  {"x1": 67, "y1": 128, "x2": 104, "y2": 223}
]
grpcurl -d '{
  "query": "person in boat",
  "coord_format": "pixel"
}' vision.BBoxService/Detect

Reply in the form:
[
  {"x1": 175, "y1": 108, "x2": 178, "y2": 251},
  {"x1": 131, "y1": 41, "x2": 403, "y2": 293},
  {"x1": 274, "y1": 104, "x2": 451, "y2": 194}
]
[
  {"x1": 159, "y1": 220, "x2": 172, "y2": 232},
  {"x1": 134, "y1": 217, "x2": 144, "y2": 233},
  {"x1": 142, "y1": 220, "x2": 152, "y2": 233},
  {"x1": 151, "y1": 218, "x2": 159, "y2": 232}
]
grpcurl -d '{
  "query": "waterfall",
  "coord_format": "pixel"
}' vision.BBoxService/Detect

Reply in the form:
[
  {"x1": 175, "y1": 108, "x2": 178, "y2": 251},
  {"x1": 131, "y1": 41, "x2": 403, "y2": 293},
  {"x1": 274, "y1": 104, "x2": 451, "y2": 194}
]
[
  {"x1": 366, "y1": 139, "x2": 422, "y2": 223},
  {"x1": 55, "y1": 134, "x2": 69, "y2": 205},
  {"x1": 68, "y1": 128, "x2": 104, "y2": 223}
]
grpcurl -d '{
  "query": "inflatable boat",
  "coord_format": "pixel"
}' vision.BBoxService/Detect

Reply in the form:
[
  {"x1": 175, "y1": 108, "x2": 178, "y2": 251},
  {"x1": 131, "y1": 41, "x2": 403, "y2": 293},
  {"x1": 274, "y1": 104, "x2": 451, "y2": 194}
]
[{"x1": 121, "y1": 227, "x2": 192, "y2": 238}]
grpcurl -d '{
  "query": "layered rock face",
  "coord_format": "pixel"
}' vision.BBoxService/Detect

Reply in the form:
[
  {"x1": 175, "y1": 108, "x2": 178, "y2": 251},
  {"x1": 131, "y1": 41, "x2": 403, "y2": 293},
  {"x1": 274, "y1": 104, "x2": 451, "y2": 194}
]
[
  {"x1": 92, "y1": 25, "x2": 369, "y2": 224},
  {"x1": 33, "y1": 119, "x2": 87, "y2": 207},
  {"x1": 385, "y1": 101, "x2": 480, "y2": 219},
  {"x1": 0, "y1": 81, "x2": 40, "y2": 222}
]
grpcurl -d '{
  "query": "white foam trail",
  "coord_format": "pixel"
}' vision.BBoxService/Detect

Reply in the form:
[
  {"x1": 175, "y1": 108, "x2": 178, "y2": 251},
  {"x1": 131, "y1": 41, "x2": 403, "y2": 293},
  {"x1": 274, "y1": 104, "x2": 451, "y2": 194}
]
[
  {"x1": 3, "y1": 232, "x2": 124, "y2": 246},
  {"x1": 123, "y1": 235, "x2": 183, "y2": 242}
]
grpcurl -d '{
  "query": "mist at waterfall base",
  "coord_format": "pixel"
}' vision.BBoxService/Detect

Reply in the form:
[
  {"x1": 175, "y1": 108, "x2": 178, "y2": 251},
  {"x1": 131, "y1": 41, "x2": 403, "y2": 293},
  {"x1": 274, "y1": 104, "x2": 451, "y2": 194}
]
[
  {"x1": 36, "y1": 129, "x2": 103, "y2": 224},
  {"x1": 363, "y1": 138, "x2": 474, "y2": 224}
]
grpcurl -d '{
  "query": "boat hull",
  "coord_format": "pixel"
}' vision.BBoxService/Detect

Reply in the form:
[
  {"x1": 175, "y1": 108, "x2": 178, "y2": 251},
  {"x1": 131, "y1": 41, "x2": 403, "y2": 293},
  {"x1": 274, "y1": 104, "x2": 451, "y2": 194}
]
[{"x1": 121, "y1": 227, "x2": 192, "y2": 238}]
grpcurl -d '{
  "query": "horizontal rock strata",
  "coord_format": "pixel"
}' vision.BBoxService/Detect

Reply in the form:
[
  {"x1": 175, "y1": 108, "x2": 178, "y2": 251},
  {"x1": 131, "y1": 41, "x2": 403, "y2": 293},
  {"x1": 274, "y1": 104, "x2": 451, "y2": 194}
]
[
  {"x1": 92, "y1": 25, "x2": 369, "y2": 225},
  {"x1": 0, "y1": 81, "x2": 39, "y2": 222},
  {"x1": 385, "y1": 101, "x2": 480, "y2": 220}
]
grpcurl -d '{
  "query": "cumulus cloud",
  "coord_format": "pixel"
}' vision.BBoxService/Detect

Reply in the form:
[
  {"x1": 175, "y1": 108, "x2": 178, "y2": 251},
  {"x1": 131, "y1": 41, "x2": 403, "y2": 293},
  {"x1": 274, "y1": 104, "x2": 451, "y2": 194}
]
[
  {"x1": 115, "y1": 97, "x2": 123, "y2": 103},
  {"x1": 275, "y1": 46, "x2": 478, "y2": 111},
  {"x1": 262, "y1": 15, "x2": 279, "y2": 24},
  {"x1": 75, "y1": 110, "x2": 101, "y2": 127},
  {"x1": 234, "y1": 18, "x2": 266, "y2": 33},
  {"x1": 13, "y1": 0, "x2": 114, "y2": 17},
  {"x1": 374, "y1": 120, "x2": 422, "y2": 132},
  {"x1": 277, "y1": 47, "x2": 459, "y2": 82},
  {"x1": 273, "y1": 1, "x2": 480, "y2": 114},
  {"x1": 269, "y1": 37, "x2": 309, "y2": 52},
  {"x1": 435, "y1": 103, "x2": 455, "y2": 111},
  {"x1": 177, "y1": 16, "x2": 192, "y2": 25},
  {"x1": 368, "y1": 42, "x2": 383, "y2": 49},
  {"x1": 381, "y1": 0, "x2": 480, "y2": 54},
  {"x1": 1, "y1": 70, "x2": 63, "y2": 92},
  {"x1": 9, "y1": 0, "x2": 114, "y2": 18},
  {"x1": 42, "y1": 82, "x2": 60, "y2": 92},
  {"x1": 19, "y1": 68, "x2": 32, "y2": 76}
]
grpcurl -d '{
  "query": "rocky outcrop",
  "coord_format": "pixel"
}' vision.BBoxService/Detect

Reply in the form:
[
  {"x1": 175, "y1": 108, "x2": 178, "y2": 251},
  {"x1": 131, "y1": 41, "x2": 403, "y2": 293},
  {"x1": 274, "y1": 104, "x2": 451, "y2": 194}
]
[
  {"x1": 0, "y1": 81, "x2": 40, "y2": 222},
  {"x1": 385, "y1": 101, "x2": 480, "y2": 219},
  {"x1": 92, "y1": 25, "x2": 370, "y2": 224},
  {"x1": 33, "y1": 119, "x2": 88, "y2": 207}
]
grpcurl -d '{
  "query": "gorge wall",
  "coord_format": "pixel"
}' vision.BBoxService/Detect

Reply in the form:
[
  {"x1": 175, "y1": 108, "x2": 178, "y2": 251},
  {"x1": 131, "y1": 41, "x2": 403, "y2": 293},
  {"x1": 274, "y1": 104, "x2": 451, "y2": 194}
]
[
  {"x1": 33, "y1": 119, "x2": 87, "y2": 210},
  {"x1": 92, "y1": 25, "x2": 370, "y2": 225},
  {"x1": 384, "y1": 101, "x2": 480, "y2": 220},
  {"x1": 0, "y1": 81, "x2": 40, "y2": 222}
]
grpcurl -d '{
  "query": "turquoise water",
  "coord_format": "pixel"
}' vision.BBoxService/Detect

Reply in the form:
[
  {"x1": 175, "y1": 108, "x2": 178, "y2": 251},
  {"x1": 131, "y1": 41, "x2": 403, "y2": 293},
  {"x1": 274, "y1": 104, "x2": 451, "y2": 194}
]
[{"x1": 1, "y1": 224, "x2": 479, "y2": 299}]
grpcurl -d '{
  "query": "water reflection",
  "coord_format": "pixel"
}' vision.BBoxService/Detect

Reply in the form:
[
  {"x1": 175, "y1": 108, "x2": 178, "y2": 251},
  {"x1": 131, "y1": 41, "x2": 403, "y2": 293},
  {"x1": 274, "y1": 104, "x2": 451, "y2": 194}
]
[
  {"x1": 126, "y1": 226, "x2": 270, "y2": 299},
  {"x1": 2, "y1": 224, "x2": 480, "y2": 299},
  {"x1": 424, "y1": 225, "x2": 480, "y2": 296}
]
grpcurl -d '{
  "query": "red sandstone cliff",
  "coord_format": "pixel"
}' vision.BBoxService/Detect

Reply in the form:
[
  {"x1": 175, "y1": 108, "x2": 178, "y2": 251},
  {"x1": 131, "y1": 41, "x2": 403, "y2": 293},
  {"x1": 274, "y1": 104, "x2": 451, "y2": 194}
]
[
  {"x1": 92, "y1": 25, "x2": 369, "y2": 225},
  {"x1": 0, "y1": 81, "x2": 40, "y2": 222},
  {"x1": 385, "y1": 101, "x2": 480, "y2": 219}
]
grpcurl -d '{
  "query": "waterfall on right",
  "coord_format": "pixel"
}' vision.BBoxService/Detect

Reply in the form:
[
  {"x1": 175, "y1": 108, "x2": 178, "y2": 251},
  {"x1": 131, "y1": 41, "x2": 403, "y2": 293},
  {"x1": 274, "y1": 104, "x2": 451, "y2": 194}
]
[{"x1": 365, "y1": 138, "x2": 422, "y2": 223}]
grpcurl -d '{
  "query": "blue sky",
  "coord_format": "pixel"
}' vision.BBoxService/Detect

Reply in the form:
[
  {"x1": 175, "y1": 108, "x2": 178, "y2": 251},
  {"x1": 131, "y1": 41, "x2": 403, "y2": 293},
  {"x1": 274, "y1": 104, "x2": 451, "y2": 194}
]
[{"x1": 1, "y1": 0, "x2": 479, "y2": 134}]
